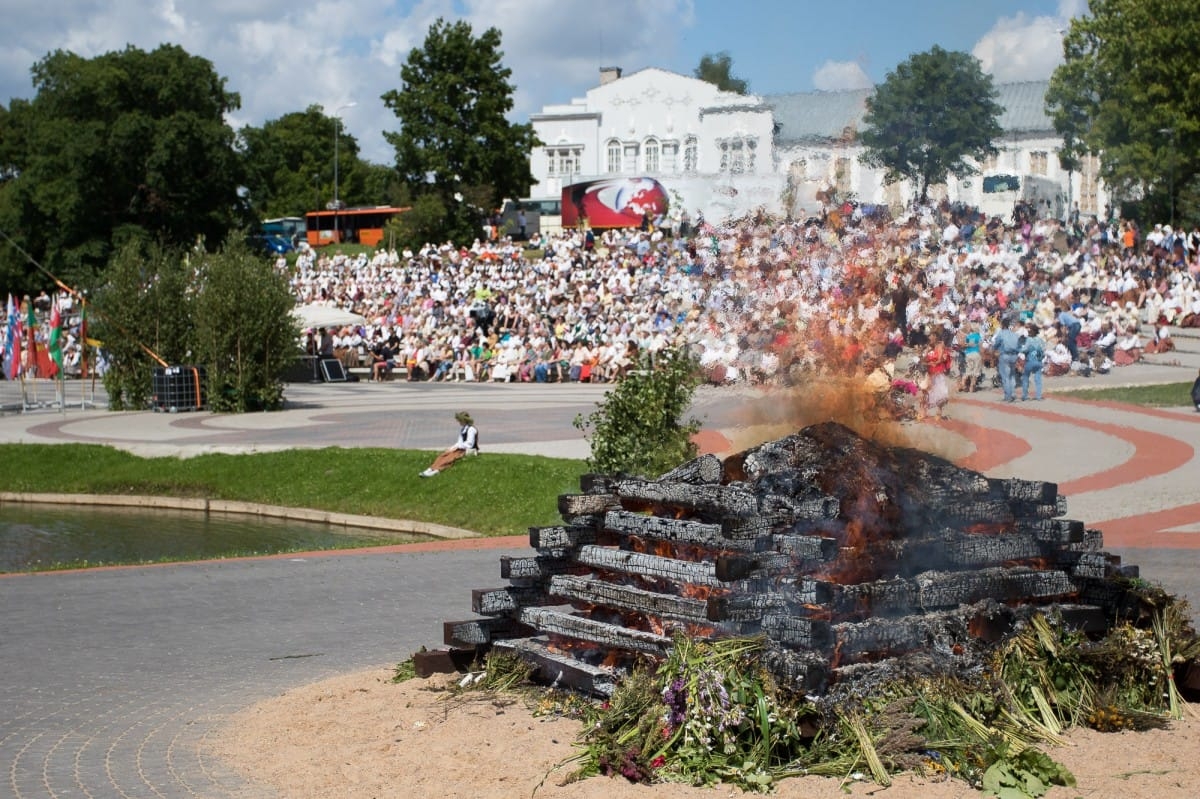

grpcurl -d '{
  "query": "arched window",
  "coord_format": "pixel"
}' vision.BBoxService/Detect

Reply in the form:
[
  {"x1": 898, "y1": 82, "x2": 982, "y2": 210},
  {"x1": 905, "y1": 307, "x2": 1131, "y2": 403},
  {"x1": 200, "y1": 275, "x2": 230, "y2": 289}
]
[
  {"x1": 606, "y1": 139, "x2": 622, "y2": 174},
  {"x1": 683, "y1": 137, "x2": 698, "y2": 173},
  {"x1": 644, "y1": 138, "x2": 660, "y2": 172}
]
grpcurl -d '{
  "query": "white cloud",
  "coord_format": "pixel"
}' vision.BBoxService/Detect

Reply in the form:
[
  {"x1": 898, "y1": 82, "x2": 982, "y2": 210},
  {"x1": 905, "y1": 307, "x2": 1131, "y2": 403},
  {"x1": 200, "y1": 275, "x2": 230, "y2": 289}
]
[
  {"x1": 971, "y1": 2, "x2": 1083, "y2": 83},
  {"x1": 812, "y1": 60, "x2": 872, "y2": 92},
  {"x1": 2, "y1": 0, "x2": 695, "y2": 164}
]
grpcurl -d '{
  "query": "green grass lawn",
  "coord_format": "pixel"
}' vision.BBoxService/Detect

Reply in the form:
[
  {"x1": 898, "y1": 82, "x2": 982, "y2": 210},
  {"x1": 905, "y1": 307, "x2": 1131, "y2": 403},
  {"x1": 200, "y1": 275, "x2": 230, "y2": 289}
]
[
  {"x1": 1050, "y1": 381, "x2": 1196, "y2": 407},
  {"x1": 0, "y1": 444, "x2": 586, "y2": 538}
]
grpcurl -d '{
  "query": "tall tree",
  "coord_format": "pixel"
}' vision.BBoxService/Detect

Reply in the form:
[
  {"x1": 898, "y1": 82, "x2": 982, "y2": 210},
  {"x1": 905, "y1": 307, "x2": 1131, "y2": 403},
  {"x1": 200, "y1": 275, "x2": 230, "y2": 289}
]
[
  {"x1": 858, "y1": 46, "x2": 1003, "y2": 203},
  {"x1": 0, "y1": 45, "x2": 245, "y2": 289},
  {"x1": 381, "y1": 18, "x2": 538, "y2": 244},
  {"x1": 694, "y1": 52, "x2": 749, "y2": 94},
  {"x1": 1046, "y1": 0, "x2": 1200, "y2": 222},
  {"x1": 239, "y1": 105, "x2": 395, "y2": 219}
]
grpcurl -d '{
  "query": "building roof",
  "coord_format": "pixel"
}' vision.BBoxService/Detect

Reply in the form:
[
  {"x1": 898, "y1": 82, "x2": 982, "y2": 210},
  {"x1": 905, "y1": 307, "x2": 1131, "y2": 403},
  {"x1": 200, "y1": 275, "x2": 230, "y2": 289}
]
[{"x1": 766, "y1": 80, "x2": 1053, "y2": 146}]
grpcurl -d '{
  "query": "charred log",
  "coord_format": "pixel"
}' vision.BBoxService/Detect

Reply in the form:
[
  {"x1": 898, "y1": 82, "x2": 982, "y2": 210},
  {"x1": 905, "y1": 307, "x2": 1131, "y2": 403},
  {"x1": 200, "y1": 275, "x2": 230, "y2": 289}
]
[{"x1": 657, "y1": 454, "x2": 724, "y2": 485}]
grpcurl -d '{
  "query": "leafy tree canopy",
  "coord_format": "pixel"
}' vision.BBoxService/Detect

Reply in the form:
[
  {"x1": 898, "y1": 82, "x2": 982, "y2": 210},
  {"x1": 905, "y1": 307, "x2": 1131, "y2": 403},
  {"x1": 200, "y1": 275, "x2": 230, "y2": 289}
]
[
  {"x1": 239, "y1": 105, "x2": 398, "y2": 219},
  {"x1": 858, "y1": 45, "x2": 1003, "y2": 203},
  {"x1": 0, "y1": 45, "x2": 245, "y2": 291},
  {"x1": 381, "y1": 18, "x2": 538, "y2": 244},
  {"x1": 1046, "y1": 0, "x2": 1200, "y2": 223},
  {"x1": 694, "y1": 52, "x2": 749, "y2": 94}
]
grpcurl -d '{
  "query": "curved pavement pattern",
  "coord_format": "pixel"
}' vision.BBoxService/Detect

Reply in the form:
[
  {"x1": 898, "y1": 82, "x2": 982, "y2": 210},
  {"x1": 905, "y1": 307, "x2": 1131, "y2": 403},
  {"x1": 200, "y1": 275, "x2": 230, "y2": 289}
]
[{"x1": 2, "y1": 349, "x2": 1200, "y2": 798}]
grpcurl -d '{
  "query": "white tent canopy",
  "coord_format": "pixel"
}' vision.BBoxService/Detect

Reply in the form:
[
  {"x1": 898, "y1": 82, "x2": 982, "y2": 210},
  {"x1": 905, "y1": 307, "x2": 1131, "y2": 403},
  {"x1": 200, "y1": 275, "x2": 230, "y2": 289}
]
[{"x1": 291, "y1": 303, "x2": 366, "y2": 330}]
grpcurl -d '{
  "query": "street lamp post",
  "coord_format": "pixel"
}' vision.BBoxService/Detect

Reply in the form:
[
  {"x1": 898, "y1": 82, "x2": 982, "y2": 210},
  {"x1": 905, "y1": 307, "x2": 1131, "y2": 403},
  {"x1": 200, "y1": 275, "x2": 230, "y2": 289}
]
[
  {"x1": 332, "y1": 102, "x2": 357, "y2": 243},
  {"x1": 1160, "y1": 127, "x2": 1176, "y2": 228}
]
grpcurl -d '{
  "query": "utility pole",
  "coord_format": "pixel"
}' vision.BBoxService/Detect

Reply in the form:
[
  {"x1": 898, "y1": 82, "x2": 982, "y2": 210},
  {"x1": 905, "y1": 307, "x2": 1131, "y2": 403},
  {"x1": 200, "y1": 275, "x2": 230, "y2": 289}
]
[{"x1": 332, "y1": 102, "x2": 357, "y2": 243}]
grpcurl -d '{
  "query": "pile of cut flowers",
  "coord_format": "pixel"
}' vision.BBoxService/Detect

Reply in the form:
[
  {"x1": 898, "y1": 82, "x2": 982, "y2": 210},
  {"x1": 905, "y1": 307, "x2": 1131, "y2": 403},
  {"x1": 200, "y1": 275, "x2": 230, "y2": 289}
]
[{"x1": 461, "y1": 590, "x2": 1199, "y2": 797}]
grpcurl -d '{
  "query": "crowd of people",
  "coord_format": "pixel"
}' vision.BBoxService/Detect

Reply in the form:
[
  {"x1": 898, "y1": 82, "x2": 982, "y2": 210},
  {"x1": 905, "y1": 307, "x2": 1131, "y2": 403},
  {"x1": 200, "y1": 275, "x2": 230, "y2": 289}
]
[
  {"x1": 8, "y1": 198, "x2": 1199, "y2": 417},
  {"x1": 287, "y1": 199, "x2": 1200, "y2": 419}
]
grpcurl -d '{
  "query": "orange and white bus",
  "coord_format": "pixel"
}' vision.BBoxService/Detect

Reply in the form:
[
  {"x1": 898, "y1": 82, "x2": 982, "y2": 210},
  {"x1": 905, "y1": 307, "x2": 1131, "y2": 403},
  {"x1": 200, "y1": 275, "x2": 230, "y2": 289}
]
[{"x1": 305, "y1": 206, "x2": 407, "y2": 247}]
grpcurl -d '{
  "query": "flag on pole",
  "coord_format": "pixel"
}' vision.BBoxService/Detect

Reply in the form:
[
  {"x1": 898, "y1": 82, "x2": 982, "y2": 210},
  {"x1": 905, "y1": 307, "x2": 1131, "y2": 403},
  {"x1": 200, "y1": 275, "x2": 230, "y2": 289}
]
[
  {"x1": 24, "y1": 298, "x2": 37, "y2": 376},
  {"x1": 79, "y1": 302, "x2": 88, "y2": 379},
  {"x1": 2, "y1": 295, "x2": 18, "y2": 380},
  {"x1": 48, "y1": 300, "x2": 64, "y2": 376}
]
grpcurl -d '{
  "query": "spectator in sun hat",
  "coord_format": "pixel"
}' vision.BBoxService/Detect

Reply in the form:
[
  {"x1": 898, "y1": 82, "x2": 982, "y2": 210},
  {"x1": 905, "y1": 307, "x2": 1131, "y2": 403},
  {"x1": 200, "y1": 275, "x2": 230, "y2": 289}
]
[{"x1": 419, "y1": 411, "x2": 479, "y2": 477}]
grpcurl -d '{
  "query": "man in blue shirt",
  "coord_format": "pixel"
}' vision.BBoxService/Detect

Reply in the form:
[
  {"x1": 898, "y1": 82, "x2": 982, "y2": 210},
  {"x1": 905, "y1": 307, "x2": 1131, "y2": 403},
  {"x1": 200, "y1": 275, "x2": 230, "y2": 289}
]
[
  {"x1": 1019, "y1": 326, "x2": 1046, "y2": 401},
  {"x1": 1057, "y1": 306, "x2": 1082, "y2": 361},
  {"x1": 991, "y1": 316, "x2": 1022, "y2": 403}
]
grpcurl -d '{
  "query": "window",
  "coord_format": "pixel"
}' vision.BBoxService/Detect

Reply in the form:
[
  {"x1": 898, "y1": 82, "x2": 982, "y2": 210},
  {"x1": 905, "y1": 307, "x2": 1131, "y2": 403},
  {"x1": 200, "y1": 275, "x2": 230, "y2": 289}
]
[
  {"x1": 661, "y1": 142, "x2": 677, "y2": 173},
  {"x1": 1030, "y1": 151, "x2": 1048, "y2": 176},
  {"x1": 606, "y1": 140, "x2": 621, "y2": 173},
  {"x1": 544, "y1": 146, "x2": 582, "y2": 178},
  {"x1": 623, "y1": 144, "x2": 639, "y2": 173},
  {"x1": 718, "y1": 136, "x2": 756, "y2": 174},
  {"x1": 683, "y1": 137, "x2": 698, "y2": 173},
  {"x1": 644, "y1": 138, "x2": 660, "y2": 172}
]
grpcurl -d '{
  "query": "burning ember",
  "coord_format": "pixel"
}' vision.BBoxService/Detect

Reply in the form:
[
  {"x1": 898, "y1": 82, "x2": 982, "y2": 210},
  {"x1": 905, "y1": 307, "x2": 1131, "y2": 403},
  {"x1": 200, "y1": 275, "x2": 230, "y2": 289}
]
[{"x1": 438, "y1": 422, "x2": 1148, "y2": 697}]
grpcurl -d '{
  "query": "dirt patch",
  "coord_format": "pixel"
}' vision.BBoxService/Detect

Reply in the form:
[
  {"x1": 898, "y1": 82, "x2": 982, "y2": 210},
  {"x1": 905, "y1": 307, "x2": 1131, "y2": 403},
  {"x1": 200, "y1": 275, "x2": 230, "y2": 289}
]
[{"x1": 211, "y1": 667, "x2": 1200, "y2": 798}]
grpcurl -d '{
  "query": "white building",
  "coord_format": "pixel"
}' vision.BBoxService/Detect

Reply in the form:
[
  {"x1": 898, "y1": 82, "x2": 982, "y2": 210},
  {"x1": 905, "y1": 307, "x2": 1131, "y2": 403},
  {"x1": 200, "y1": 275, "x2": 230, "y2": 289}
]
[{"x1": 528, "y1": 67, "x2": 1107, "y2": 224}]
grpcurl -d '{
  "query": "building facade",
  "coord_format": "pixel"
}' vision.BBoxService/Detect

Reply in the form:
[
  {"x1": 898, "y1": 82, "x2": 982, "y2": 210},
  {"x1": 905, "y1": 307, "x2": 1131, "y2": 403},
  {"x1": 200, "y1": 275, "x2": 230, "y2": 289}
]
[{"x1": 528, "y1": 67, "x2": 1107, "y2": 225}]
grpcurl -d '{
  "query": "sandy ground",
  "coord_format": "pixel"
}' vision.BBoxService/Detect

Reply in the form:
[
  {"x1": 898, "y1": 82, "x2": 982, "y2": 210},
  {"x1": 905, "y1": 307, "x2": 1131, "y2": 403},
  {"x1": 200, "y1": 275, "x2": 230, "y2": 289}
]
[{"x1": 212, "y1": 667, "x2": 1200, "y2": 799}]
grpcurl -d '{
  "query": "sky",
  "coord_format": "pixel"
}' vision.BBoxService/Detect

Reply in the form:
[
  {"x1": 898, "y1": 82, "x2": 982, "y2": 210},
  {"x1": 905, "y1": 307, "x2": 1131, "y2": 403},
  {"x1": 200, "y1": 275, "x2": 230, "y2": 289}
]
[{"x1": 1, "y1": 0, "x2": 1088, "y2": 165}]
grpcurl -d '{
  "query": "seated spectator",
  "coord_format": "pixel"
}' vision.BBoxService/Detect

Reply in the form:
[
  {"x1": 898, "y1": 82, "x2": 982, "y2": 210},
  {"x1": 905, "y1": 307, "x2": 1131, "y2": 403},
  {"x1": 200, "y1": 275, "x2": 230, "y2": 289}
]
[
  {"x1": 369, "y1": 342, "x2": 396, "y2": 382},
  {"x1": 419, "y1": 412, "x2": 478, "y2": 477}
]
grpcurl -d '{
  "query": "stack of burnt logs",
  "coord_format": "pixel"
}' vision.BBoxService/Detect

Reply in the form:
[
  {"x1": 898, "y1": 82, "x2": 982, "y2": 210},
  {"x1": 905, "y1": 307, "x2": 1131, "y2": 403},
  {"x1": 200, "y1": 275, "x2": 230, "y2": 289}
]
[{"x1": 432, "y1": 422, "x2": 1149, "y2": 696}]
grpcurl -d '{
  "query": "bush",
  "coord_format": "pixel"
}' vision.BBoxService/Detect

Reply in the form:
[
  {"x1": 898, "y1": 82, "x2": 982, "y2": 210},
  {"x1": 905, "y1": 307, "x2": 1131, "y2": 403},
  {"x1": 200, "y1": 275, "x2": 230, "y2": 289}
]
[
  {"x1": 93, "y1": 238, "x2": 295, "y2": 412},
  {"x1": 191, "y1": 240, "x2": 296, "y2": 411},
  {"x1": 94, "y1": 242, "x2": 196, "y2": 410},
  {"x1": 574, "y1": 348, "x2": 702, "y2": 478}
]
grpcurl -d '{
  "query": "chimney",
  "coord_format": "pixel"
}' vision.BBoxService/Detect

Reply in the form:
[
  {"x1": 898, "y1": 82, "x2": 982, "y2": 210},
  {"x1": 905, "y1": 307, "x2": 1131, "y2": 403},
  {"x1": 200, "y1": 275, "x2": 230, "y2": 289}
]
[{"x1": 599, "y1": 66, "x2": 622, "y2": 86}]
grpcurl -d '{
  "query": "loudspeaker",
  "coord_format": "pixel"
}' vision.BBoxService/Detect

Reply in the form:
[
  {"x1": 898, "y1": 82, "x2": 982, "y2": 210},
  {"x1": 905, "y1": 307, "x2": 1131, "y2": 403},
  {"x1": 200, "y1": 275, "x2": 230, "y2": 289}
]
[{"x1": 319, "y1": 357, "x2": 348, "y2": 382}]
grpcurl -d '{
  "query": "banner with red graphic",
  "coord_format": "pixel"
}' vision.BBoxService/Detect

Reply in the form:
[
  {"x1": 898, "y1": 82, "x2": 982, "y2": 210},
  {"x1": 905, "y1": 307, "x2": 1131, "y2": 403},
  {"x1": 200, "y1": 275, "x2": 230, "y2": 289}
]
[{"x1": 561, "y1": 177, "x2": 669, "y2": 229}]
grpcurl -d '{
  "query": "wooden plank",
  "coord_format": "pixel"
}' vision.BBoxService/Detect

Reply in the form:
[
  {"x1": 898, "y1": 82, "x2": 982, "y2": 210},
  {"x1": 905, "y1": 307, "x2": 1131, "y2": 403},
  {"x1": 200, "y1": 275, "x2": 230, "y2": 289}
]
[
  {"x1": 657, "y1": 454, "x2": 724, "y2": 485},
  {"x1": 1017, "y1": 518, "x2": 1086, "y2": 543},
  {"x1": 443, "y1": 617, "x2": 532, "y2": 647},
  {"x1": 492, "y1": 637, "x2": 617, "y2": 697},
  {"x1": 772, "y1": 534, "x2": 841, "y2": 561},
  {"x1": 991, "y1": 477, "x2": 1059, "y2": 504},
  {"x1": 500, "y1": 554, "x2": 583, "y2": 582},
  {"x1": 558, "y1": 493, "x2": 620, "y2": 516},
  {"x1": 471, "y1": 586, "x2": 555, "y2": 616},
  {"x1": 720, "y1": 511, "x2": 797, "y2": 539},
  {"x1": 913, "y1": 568, "x2": 1076, "y2": 610},
  {"x1": 576, "y1": 544, "x2": 722, "y2": 587},
  {"x1": 548, "y1": 574, "x2": 709, "y2": 622},
  {"x1": 529, "y1": 524, "x2": 598, "y2": 550},
  {"x1": 602, "y1": 510, "x2": 730, "y2": 548},
  {"x1": 707, "y1": 592, "x2": 789, "y2": 622},
  {"x1": 1062, "y1": 528, "x2": 1104, "y2": 552},
  {"x1": 615, "y1": 479, "x2": 759, "y2": 517},
  {"x1": 517, "y1": 607, "x2": 673, "y2": 656},
  {"x1": 759, "y1": 614, "x2": 833, "y2": 649},
  {"x1": 412, "y1": 647, "x2": 480, "y2": 677}
]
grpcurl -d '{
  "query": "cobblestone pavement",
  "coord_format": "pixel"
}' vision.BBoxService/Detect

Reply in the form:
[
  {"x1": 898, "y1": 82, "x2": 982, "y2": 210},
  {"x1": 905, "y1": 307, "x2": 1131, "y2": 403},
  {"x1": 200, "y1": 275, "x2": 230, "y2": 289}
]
[{"x1": 2, "y1": 346, "x2": 1200, "y2": 798}]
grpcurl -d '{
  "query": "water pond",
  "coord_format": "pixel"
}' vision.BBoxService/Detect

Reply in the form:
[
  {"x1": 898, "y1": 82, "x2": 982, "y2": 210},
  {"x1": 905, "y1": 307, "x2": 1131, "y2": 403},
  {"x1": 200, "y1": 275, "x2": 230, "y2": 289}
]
[{"x1": 0, "y1": 504, "x2": 431, "y2": 572}]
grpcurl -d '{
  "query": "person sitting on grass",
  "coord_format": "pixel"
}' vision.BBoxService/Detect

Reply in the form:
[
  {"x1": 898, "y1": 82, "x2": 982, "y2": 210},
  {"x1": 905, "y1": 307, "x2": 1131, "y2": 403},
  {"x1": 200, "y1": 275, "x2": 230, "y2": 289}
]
[{"x1": 419, "y1": 412, "x2": 479, "y2": 477}]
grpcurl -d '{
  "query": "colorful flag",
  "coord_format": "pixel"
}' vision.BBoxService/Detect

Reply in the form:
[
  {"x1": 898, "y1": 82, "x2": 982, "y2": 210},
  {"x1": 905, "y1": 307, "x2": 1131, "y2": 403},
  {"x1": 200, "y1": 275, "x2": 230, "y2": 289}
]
[
  {"x1": 79, "y1": 302, "x2": 88, "y2": 379},
  {"x1": 24, "y1": 298, "x2": 37, "y2": 375},
  {"x1": 2, "y1": 295, "x2": 17, "y2": 379},
  {"x1": 48, "y1": 300, "x2": 64, "y2": 376}
]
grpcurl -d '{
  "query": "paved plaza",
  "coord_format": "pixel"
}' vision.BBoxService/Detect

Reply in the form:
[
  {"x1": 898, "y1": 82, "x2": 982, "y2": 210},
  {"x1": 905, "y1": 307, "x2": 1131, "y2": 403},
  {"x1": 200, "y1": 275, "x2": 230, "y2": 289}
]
[{"x1": 2, "y1": 344, "x2": 1200, "y2": 798}]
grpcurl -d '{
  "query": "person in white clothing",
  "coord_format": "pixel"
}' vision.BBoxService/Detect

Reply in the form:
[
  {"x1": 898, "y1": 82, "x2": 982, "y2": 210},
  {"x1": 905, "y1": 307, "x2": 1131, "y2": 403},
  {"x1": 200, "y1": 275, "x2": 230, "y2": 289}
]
[{"x1": 420, "y1": 412, "x2": 479, "y2": 477}]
